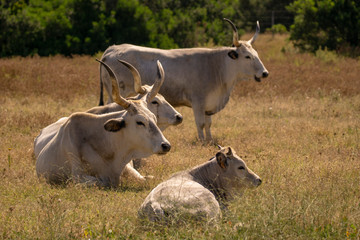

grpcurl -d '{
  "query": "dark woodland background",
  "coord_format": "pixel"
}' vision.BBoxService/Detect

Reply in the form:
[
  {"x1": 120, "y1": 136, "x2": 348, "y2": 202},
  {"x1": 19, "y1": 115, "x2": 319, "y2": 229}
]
[{"x1": 1, "y1": 0, "x2": 359, "y2": 57}]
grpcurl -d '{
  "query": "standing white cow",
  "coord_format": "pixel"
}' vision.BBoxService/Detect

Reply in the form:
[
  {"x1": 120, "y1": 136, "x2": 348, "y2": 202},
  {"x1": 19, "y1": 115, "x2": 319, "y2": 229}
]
[
  {"x1": 35, "y1": 60, "x2": 171, "y2": 188},
  {"x1": 34, "y1": 60, "x2": 181, "y2": 182},
  {"x1": 138, "y1": 146, "x2": 262, "y2": 223},
  {"x1": 99, "y1": 19, "x2": 269, "y2": 141}
]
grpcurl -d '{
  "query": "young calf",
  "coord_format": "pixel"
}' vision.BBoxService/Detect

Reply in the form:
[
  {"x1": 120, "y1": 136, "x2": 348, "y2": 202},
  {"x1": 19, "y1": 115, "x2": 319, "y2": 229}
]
[
  {"x1": 138, "y1": 146, "x2": 261, "y2": 223},
  {"x1": 35, "y1": 60, "x2": 171, "y2": 188}
]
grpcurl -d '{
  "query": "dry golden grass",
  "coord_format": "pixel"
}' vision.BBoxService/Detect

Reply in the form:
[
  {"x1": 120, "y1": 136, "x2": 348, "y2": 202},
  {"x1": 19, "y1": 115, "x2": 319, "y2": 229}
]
[{"x1": 0, "y1": 34, "x2": 359, "y2": 239}]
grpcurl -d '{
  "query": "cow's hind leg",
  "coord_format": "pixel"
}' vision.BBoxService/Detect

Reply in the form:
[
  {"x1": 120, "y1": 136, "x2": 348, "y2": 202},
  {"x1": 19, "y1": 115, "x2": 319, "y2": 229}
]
[{"x1": 204, "y1": 115, "x2": 213, "y2": 142}]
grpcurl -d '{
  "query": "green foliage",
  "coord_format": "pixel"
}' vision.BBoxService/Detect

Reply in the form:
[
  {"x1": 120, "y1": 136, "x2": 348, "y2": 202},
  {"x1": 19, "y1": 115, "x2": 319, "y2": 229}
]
[
  {"x1": 315, "y1": 47, "x2": 338, "y2": 63},
  {"x1": 287, "y1": 0, "x2": 360, "y2": 57},
  {"x1": 266, "y1": 23, "x2": 287, "y2": 34},
  {"x1": 0, "y1": 0, "x2": 294, "y2": 56}
]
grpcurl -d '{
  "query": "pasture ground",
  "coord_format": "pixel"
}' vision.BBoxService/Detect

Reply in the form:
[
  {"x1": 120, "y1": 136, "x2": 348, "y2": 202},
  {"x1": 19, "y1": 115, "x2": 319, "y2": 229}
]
[{"x1": 0, "y1": 34, "x2": 359, "y2": 239}]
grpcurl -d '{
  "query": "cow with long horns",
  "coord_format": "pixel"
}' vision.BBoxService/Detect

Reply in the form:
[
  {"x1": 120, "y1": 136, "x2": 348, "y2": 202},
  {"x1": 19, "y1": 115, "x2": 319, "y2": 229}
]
[
  {"x1": 98, "y1": 19, "x2": 269, "y2": 141},
  {"x1": 35, "y1": 60, "x2": 171, "y2": 188},
  {"x1": 34, "y1": 60, "x2": 181, "y2": 183}
]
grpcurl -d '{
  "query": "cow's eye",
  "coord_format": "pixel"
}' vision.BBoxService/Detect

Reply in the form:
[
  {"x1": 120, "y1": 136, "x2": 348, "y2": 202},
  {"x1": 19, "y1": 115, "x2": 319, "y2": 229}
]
[
  {"x1": 136, "y1": 121, "x2": 145, "y2": 126},
  {"x1": 151, "y1": 100, "x2": 159, "y2": 105},
  {"x1": 245, "y1": 56, "x2": 251, "y2": 59},
  {"x1": 238, "y1": 166, "x2": 245, "y2": 170}
]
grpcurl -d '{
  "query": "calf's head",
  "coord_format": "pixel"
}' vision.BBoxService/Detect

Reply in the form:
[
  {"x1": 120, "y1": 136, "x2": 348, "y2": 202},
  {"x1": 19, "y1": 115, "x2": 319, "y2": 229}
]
[
  {"x1": 224, "y1": 18, "x2": 269, "y2": 82},
  {"x1": 118, "y1": 59, "x2": 183, "y2": 130},
  {"x1": 96, "y1": 59, "x2": 171, "y2": 156},
  {"x1": 216, "y1": 146, "x2": 262, "y2": 190}
]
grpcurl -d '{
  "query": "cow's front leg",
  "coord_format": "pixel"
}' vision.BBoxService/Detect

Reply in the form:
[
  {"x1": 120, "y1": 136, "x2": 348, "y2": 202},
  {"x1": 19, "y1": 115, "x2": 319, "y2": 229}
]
[
  {"x1": 192, "y1": 104, "x2": 206, "y2": 141},
  {"x1": 71, "y1": 171, "x2": 110, "y2": 188},
  {"x1": 121, "y1": 162, "x2": 146, "y2": 182},
  {"x1": 204, "y1": 115, "x2": 213, "y2": 142}
]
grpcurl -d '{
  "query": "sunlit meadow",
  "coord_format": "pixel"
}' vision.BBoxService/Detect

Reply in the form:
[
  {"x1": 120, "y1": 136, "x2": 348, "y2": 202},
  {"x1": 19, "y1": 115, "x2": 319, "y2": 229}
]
[{"x1": 0, "y1": 34, "x2": 359, "y2": 239}]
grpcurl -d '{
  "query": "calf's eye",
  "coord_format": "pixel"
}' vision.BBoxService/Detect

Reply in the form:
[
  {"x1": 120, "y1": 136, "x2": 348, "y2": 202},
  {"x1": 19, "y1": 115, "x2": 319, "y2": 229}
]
[
  {"x1": 245, "y1": 56, "x2": 251, "y2": 59},
  {"x1": 238, "y1": 166, "x2": 245, "y2": 170},
  {"x1": 151, "y1": 101, "x2": 159, "y2": 105},
  {"x1": 136, "y1": 121, "x2": 145, "y2": 126}
]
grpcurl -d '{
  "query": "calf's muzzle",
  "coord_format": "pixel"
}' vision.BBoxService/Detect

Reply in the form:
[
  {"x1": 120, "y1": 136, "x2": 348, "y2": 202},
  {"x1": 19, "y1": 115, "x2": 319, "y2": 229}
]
[{"x1": 255, "y1": 178, "x2": 262, "y2": 186}]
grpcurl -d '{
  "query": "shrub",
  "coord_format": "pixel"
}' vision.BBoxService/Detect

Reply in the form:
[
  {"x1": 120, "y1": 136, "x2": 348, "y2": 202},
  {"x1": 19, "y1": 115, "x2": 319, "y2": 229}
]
[
  {"x1": 287, "y1": 0, "x2": 360, "y2": 57},
  {"x1": 266, "y1": 24, "x2": 287, "y2": 34}
]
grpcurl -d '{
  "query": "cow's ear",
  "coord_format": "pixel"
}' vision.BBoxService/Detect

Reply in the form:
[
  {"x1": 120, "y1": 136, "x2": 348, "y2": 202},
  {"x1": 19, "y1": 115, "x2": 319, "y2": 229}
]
[
  {"x1": 104, "y1": 118, "x2": 126, "y2": 132},
  {"x1": 216, "y1": 152, "x2": 228, "y2": 169},
  {"x1": 228, "y1": 50, "x2": 239, "y2": 60},
  {"x1": 226, "y1": 147, "x2": 233, "y2": 156}
]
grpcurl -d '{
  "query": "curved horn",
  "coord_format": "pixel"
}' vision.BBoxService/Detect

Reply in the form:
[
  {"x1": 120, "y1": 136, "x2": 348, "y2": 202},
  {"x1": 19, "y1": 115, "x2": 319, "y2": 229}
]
[
  {"x1": 96, "y1": 59, "x2": 131, "y2": 109},
  {"x1": 248, "y1": 21, "x2": 260, "y2": 45},
  {"x1": 224, "y1": 18, "x2": 240, "y2": 47},
  {"x1": 117, "y1": 59, "x2": 146, "y2": 94},
  {"x1": 146, "y1": 60, "x2": 165, "y2": 103},
  {"x1": 217, "y1": 144, "x2": 223, "y2": 150}
]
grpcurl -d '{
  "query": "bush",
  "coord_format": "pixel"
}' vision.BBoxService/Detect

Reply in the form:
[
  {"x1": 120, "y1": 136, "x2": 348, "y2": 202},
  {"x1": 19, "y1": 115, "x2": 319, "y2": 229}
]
[
  {"x1": 287, "y1": 0, "x2": 360, "y2": 57},
  {"x1": 266, "y1": 24, "x2": 287, "y2": 34},
  {"x1": 0, "y1": 0, "x2": 295, "y2": 56}
]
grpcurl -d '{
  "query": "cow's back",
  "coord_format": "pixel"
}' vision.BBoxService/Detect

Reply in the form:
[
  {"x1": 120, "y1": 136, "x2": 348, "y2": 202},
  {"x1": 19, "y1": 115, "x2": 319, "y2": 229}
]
[
  {"x1": 138, "y1": 173, "x2": 221, "y2": 223},
  {"x1": 34, "y1": 117, "x2": 68, "y2": 158},
  {"x1": 102, "y1": 44, "x2": 228, "y2": 107}
]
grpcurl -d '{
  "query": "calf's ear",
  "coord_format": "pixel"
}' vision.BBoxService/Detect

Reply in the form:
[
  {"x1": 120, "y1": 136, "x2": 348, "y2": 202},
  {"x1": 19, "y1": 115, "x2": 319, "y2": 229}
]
[
  {"x1": 226, "y1": 147, "x2": 233, "y2": 156},
  {"x1": 216, "y1": 152, "x2": 228, "y2": 169},
  {"x1": 104, "y1": 118, "x2": 126, "y2": 132},
  {"x1": 228, "y1": 50, "x2": 239, "y2": 60}
]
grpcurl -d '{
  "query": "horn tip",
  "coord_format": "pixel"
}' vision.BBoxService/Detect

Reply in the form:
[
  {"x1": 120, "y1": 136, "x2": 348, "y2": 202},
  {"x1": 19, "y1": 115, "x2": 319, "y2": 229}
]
[
  {"x1": 156, "y1": 60, "x2": 162, "y2": 69},
  {"x1": 156, "y1": 60, "x2": 163, "y2": 79}
]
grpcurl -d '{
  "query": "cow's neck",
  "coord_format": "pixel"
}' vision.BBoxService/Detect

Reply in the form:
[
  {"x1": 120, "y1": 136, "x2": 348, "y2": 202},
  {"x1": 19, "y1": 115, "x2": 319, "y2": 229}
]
[
  {"x1": 73, "y1": 112, "x2": 127, "y2": 161},
  {"x1": 189, "y1": 159, "x2": 229, "y2": 203}
]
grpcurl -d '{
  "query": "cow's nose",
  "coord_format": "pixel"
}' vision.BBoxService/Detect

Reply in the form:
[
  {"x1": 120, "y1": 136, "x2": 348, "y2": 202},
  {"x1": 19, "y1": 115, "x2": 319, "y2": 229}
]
[
  {"x1": 175, "y1": 114, "x2": 183, "y2": 124},
  {"x1": 161, "y1": 142, "x2": 171, "y2": 153},
  {"x1": 262, "y1": 71, "x2": 269, "y2": 78},
  {"x1": 256, "y1": 178, "x2": 262, "y2": 186}
]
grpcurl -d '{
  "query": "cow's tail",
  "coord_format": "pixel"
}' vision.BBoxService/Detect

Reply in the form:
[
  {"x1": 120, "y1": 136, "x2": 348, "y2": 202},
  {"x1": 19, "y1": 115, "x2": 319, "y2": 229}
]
[{"x1": 98, "y1": 64, "x2": 104, "y2": 106}]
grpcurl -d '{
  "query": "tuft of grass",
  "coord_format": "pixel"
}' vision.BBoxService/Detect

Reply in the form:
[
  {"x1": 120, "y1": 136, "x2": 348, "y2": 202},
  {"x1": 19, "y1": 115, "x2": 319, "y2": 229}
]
[
  {"x1": 315, "y1": 48, "x2": 339, "y2": 63},
  {"x1": 0, "y1": 34, "x2": 359, "y2": 239}
]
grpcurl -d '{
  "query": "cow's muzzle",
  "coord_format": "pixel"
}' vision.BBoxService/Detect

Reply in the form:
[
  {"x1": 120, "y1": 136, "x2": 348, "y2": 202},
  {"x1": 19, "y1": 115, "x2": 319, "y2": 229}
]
[
  {"x1": 174, "y1": 114, "x2": 183, "y2": 125},
  {"x1": 254, "y1": 71, "x2": 269, "y2": 82},
  {"x1": 255, "y1": 178, "x2": 262, "y2": 187},
  {"x1": 158, "y1": 142, "x2": 171, "y2": 154}
]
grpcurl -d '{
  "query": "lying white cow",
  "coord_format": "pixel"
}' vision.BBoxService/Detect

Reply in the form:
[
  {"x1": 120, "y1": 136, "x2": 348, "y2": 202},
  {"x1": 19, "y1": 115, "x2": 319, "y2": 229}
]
[
  {"x1": 34, "y1": 60, "x2": 181, "y2": 182},
  {"x1": 138, "y1": 146, "x2": 261, "y2": 223},
  {"x1": 35, "y1": 60, "x2": 171, "y2": 187},
  {"x1": 87, "y1": 60, "x2": 183, "y2": 131}
]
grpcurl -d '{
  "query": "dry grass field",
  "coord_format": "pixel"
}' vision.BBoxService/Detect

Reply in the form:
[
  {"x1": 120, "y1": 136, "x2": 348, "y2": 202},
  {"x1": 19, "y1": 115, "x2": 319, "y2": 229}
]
[{"x1": 0, "y1": 34, "x2": 359, "y2": 239}]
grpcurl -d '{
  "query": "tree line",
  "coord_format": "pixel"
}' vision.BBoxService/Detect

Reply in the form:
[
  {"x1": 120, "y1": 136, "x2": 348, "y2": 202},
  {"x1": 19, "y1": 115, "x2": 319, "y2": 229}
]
[{"x1": 0, "y1": 0, "x2": 359, "y2": 57}]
